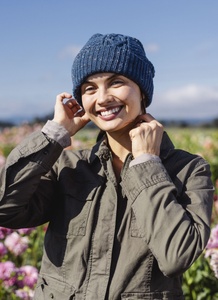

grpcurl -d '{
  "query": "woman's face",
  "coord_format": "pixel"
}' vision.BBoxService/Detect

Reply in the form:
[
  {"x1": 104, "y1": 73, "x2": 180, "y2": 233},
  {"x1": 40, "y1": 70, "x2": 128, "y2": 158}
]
[{"x1": 81, "y1": 73, "x2": 142, "y2": 134}]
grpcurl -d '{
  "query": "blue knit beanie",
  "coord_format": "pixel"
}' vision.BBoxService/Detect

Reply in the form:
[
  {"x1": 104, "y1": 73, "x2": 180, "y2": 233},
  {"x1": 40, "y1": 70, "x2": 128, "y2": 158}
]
[{"x1": 72, "y1": 33, "x2": 155, "y2": 107}]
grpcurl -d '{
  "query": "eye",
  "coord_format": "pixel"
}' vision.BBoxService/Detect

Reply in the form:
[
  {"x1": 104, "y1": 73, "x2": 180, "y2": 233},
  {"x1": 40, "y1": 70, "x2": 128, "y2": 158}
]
[
  {"x1": 82, "y1": 84, "x2": 96, "y2": 94},
  {"x1": 110, "y1": 78, "x2": 124, "y2": 87},
  {"x1": 85, "y1": 86, "x2": 94, "y2": 92}
]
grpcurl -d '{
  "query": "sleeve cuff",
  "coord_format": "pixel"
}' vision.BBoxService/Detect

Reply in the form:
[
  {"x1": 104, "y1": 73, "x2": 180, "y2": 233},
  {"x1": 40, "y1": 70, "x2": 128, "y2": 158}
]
[
  {"x1": 129, "y1": 153, "x2": 161, "y2": 168},
  {"x1": 41, "y1": 120, "x2": 71, "y2": 148}
]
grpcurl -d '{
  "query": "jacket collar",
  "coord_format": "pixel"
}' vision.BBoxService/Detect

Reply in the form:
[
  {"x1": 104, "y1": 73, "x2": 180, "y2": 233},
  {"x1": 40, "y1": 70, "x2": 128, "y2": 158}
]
[
  {"x1": 88, "y1": 131, "x2": 175, "y2": 164},
  {"x1": 89, "y1": 138, "x2": 109, "y2": 164},
  {"x1": 159, "y1": 131, "x2": 175, "y2": 160}
]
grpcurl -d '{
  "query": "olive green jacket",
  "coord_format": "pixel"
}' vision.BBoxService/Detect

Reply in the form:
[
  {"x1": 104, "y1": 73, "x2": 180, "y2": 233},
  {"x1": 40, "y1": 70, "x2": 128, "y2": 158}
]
[{"x1": 0, "y1": 130, "x2": 214, "y2": 300}]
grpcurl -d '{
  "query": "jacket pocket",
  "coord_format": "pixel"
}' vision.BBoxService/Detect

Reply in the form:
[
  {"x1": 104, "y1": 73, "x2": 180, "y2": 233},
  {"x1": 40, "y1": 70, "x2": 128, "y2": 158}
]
[
  {"x1": 51, "y1": 185, "x2": 98, "y2": 237},
  {"x1": 66, "y1": 185, "x2": 99, "y2": 237},
  {"x1": 121, "y1": 291, "x2": 184, "y2": 299},
  {"x1": 34, "y1": 275, "x2": 75, "y2": 300}
]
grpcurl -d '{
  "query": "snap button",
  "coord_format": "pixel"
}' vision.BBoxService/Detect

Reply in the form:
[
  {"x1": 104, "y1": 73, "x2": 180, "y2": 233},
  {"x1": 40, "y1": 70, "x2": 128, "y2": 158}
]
[{"x1": 49, "y1": 293, "x2": 54, "y2": 298}]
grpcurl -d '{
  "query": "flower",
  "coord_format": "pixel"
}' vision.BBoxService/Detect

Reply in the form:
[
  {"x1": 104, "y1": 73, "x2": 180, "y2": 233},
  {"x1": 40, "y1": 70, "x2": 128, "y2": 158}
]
[
  {"x1": 0, "y1": 241, "x2": 8, "y2": 257},
  {"x1": 17, "y1": 265, "x2": 38, "y2": 289},
  {"x1": 18, "y1": 228, "x2": 36, "y2": 235},
  {"x1": 0, "y1": 262, "x2": 38, "y2": 299},
  {"x1": 0, "y1": 226, "x2": 13, "y2": 239},
  {"x1": 209, "y1": 250, "x2": 218, "y2": 279},
  {"x1": 4, "y1": 231, "x2": 29, "y2": 256},
  {"x1": 205, "y1": 224, "x2": 218, "y2": 278},
  {"x1": 0, "y1": 261, "x2": 17, "y2": 288},
  {"x1": 206, "y1": 225, "x2": 218, "y2": 250},
  {"x1": 15, "y1": 286, "x2": 35, "y2": 300}
]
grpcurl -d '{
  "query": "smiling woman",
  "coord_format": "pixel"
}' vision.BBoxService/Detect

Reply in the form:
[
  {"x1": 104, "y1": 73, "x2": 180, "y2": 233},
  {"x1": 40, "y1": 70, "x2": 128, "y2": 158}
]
[
  {"x1": 81, "y1": 73, "x2": 143, "y2": 136},
  {"x1": 0, "y1": 33, "x2": 214, "y2": 300}
]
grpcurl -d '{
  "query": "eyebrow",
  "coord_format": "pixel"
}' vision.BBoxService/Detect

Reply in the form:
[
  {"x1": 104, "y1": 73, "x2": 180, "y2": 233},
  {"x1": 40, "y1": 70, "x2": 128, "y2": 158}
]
[{"x1": 83, "y1": 73, "x2": 120, "y2": 84}]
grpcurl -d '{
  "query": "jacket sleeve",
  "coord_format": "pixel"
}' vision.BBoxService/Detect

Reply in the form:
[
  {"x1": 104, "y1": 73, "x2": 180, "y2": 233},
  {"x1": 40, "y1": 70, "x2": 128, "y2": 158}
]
[
  {"x1": 121, "y1": 155, "x2": 214, "y2": 277},
  {"x1": 0, "y1": 130, "x2": 63, "y2": 228}
]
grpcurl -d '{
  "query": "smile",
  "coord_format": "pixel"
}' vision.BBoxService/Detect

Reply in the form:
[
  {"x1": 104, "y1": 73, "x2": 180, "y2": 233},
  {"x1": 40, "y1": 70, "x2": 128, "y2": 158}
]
[{"x1": 100, "y1": 106, "x2": 122, "y2": 116}]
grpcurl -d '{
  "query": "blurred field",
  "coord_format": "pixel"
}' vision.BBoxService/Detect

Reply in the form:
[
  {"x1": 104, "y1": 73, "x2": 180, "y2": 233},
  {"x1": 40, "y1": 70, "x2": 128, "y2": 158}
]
[
  {"x1": 0, "y1": 124, "x2": 218, "y2": 299},
  {"x1": 0, "y1": 124, "x2": 218, "y2": 182}
]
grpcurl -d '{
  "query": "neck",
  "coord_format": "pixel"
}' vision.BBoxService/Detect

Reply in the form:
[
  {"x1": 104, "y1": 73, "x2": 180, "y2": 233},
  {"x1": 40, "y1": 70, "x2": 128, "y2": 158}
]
[
  {"x1": 105, "y1": 132, "x2": 132, "y2": 181},
  {"x1": 106, "y1": 132, "x2": 131, "y2": 163}
]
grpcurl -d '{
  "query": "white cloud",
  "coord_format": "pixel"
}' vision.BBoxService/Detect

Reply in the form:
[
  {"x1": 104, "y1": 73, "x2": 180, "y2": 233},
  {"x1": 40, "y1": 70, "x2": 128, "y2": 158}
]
[
  {"x1": 58, "y1": 45, "x2": 81, "y2": 59},
  {"x1": 150, "y1": 84, "x2": 218, "y2": 120},
  {"x1": 164, "y1": 84, "x2": 218, "y2": 104}
]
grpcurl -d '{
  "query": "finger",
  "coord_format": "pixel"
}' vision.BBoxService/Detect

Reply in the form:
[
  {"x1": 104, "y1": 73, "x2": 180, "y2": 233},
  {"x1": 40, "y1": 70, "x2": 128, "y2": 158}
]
[
  {"x1": 139, "y1": 114, "x2": 163, "y2": 130},
  {"x1": 137, "y1": 113, "x2": 156, "y2": 123},
  {"x1": 134, "y1": 114, "x2": 153, "y2": 127},
  {"x1": 129, "y1": 126, "x2": 141, "y2": 139},
  {"x1": 56, "y1": 92, "x2": 72, "y2": 103},
  {"x1": 65, "y1": 99, "x2": 80, "y2": 109},
  {"x1": 74, "y1": 107, "x2": 84, "y2": 117},
  {"x1": 81, "y1": 112, "x2": 91, "y2": 124},
  {"x1": 65, "y1": 99, "x2": 83, "y2": 116},
  {"x1": 65, "y1": 98, "x2": 78, "y2": 105}
]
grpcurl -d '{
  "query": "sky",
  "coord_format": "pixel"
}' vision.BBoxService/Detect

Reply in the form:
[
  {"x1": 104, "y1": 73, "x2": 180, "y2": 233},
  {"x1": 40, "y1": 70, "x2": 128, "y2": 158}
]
[{"x1": 0, "y1": 0, "x2": 218, "y2": 123}]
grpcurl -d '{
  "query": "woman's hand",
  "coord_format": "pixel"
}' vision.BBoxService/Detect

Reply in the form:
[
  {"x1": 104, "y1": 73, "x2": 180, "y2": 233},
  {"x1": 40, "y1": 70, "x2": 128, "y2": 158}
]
[
  {"x1": 52, "y1": 92, "x2": 90, "y2": 136},
  {"x1": 129, "y1": 113, "x2": 164, "y2": 158}
]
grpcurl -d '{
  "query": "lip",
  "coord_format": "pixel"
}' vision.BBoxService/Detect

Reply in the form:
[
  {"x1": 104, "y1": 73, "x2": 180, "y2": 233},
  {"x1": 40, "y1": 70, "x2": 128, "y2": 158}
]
[{"x1": 97, "y1": 106, "x2": 123, "y2": 120}]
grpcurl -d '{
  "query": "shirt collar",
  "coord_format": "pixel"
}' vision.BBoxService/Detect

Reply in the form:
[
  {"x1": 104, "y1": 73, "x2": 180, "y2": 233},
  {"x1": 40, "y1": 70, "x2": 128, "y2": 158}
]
[{"x1": 89, "y1": 131, "x2": 174, "y2": 163}]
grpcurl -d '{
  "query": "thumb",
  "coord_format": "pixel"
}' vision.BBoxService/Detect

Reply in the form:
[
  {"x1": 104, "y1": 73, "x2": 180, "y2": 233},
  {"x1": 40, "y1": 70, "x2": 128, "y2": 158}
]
[{"x1": 80, "y1": 112, "x2": 91, "y2": 126}]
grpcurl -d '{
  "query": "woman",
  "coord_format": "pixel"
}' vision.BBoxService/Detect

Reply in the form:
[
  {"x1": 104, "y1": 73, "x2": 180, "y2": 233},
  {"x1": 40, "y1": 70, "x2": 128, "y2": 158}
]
[{"x1": 0, "y1": 33, "x2": 214, "y2": 299}]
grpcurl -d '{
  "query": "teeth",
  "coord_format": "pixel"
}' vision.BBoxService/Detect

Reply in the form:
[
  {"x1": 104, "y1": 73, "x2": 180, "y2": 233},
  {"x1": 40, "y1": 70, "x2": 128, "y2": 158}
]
[{"x1": 101, "y1": 107, "x2": 120, "y2": 116}]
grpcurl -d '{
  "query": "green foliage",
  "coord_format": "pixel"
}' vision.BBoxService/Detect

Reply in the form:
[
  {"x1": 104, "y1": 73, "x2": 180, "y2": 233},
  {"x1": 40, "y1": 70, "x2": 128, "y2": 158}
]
[
  {"x1": 19, "y1": 225, "x2": 45, "y2": 269},
  {"x1": 183, "y1": 255, "x2": 218, "y2": 299},
  {"x1": 2, "y1": 144, "x2": 15, "y2": 158},
  {"x1": 167, "y1": 128, "x2": 218, "y2": 184}
]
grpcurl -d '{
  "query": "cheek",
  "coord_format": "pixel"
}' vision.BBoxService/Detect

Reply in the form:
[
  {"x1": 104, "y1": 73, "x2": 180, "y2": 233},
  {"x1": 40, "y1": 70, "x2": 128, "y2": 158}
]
[
  {"x1": 126, "y1": 98, "x2": 142, "y2": 119},
  {"x1": 127, "y1": 93, "x2": 142, "y2": 110},
  {"x1": 81, "y1": 97, "x2": 97, "y2": 122},
  {"x1": 81, "y1": 96, "x2": 91, "y2": 112},
  {"x1": 118, "y1": 86, "x2": 141, "y2": 105}
]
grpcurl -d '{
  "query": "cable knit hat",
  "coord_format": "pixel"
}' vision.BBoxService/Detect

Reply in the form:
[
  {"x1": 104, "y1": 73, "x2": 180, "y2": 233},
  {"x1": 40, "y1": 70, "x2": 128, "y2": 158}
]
[{"x1": 72, "y1": 33, "x2": 155, "y2": 107}]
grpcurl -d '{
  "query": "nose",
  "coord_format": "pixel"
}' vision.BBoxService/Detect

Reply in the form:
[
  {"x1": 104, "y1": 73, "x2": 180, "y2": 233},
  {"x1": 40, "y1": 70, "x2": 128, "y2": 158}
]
[{"x1": 96, "y1": 87, "x2": 113, "y2": 106}]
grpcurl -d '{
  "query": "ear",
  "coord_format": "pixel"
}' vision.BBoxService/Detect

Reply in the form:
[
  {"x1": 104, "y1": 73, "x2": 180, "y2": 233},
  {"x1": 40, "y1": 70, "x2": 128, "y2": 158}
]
[{"x1": 140, "y1": 91, "x2": 145, "y2": 99}]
